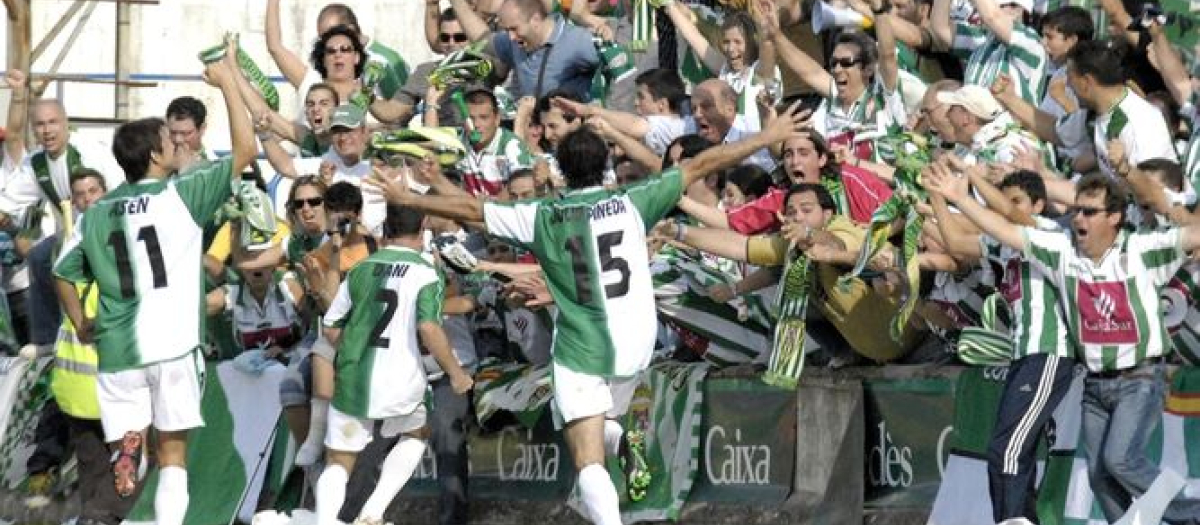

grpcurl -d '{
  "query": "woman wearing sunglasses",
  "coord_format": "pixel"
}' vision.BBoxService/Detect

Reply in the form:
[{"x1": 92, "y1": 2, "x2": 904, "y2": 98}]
[
  {"x1": 266, "y1": 0, "x2": 410, "y2": 125},
  {"x1": 762, "y1": 0, "x2": 905, "y2": 167}
]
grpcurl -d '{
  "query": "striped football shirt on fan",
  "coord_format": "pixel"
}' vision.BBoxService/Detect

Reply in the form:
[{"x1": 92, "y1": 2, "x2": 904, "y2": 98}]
[
  {"x1": 952, "y1": 21, "x2": 1047, "y2": 105},
  {"x1": 980, "y1": 215, "x2": 1071, "y2": 359},
  {"x1": 1022, "y1": 227, "x2": 1186, "y2": 372}
]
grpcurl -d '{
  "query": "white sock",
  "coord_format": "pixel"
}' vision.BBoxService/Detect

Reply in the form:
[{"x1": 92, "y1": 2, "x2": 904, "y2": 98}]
[
  {"x1": 297, "y1": 398, "x2": 329, "y2": 466},
  {"x1": 154, "y1": 466, "x2": 189, "y2": 525},
  {"x1": 315, "y1": 463, "x2": 348, "y2": 525},
  {"x1": 578, "y1": 463, "x2": 621, "y2": 525},
  {"x1": 359, "y1": 436, "x2": 427, "y2": 520},
  {"x1": 603, "y1": 420, "x2": 624, "y2": 458}
]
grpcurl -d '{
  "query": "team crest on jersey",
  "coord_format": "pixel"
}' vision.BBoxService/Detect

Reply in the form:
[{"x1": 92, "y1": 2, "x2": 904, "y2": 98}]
[
  {"x1": 1161, "y1": 275, "x2": 1196, "y2": 335},
  {"x1": 1076, "y1": 281, "x2": 1139, "y2": 345},
  {"x1": 999, "y1": 258, "x2": 1023, "y2": 303}
]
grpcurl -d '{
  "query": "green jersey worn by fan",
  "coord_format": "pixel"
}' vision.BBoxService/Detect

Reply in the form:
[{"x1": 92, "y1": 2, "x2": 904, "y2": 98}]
[
  {"x1": 52, "y1": 52, "x2": 256, "y2": 525},
  {"x1": 367, "y1": 103, "x2": 809, "y2": 525}
]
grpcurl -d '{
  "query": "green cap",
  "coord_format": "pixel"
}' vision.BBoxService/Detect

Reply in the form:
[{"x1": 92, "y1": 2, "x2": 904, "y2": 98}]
[{"x1": 329, "y1": 104, "x2": 366, "y2": 130}]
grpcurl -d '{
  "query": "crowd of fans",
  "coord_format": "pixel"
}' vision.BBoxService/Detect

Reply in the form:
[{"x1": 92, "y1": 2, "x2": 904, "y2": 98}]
[{"x1": 2, "y1": 0, "x2": 1200, "y2": 523}]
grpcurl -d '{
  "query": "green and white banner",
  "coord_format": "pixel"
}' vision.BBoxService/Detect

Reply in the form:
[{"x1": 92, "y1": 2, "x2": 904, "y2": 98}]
[
  {"x1": 651, "y1": 249, "x2": 774, "y2": 367},
  {"x1": 472, "y1": 360, "x2": 553, "y2": 429},
  {"x1": 125, "y1": 361, "x2": 289, "y2": 524},
  {"x1": 0, "y1": 355, "x2": 55, "y2": 490},
  {"x1": 610, "y1": 361, "x2": 709, "y2": 522}
]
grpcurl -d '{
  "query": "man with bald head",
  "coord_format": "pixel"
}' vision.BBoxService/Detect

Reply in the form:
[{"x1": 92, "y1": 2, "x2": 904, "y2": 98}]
[
  {"x1": 685, "y1": 79, "x2": 777, "y2": 171},
  {"x1": 2, "y1": 71, "x2": 124, "y2": 347},
  {"x1": 450, "y1": 0, "x2": 600, "y2": 100}
]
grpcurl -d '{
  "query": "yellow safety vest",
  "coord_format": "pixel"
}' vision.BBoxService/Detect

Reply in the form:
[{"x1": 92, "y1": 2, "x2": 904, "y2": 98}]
[{"x1": 50, "y1": 283, "x2": 100, "y2": 419}]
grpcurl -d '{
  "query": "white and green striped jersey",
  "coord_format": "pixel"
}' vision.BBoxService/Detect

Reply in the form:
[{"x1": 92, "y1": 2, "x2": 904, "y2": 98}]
[
  {"x1": 980, "y1": 216, "x2": 1071, "y2": 359},
  {"x1": 1022, "y1": 227, "x2": 1185, "y2": 372},
  {"x1": 952, "y1": 21, "x2": 1047, "y2": 105},
  {"x1": 483, "y1": 168, "x2": 684, "y2": 377},
  {"x1": 813, "y1": 75, "x2": 908, "y2": 162},
  {"x1": 324, "y1": 246, "x2": 443, "y2": 419},
  {"x1": 1093, "y1": 88, "x2": 1177, "y2": 178},
  {"x1": 53, "y1": 159, "x2": 234, "y2": 372},
  {"x1": 1161, "y1": 260, "x2": 1200, "y2": 365}
]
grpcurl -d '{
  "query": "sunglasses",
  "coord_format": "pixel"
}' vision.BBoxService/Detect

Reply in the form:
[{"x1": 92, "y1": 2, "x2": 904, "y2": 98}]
[
  {"x1": 290, "y1": 197, "x2": 324, "y2": 209},
  {"x1": 324, "y1": 45, "x2": 355, "y2": 56},
  {"x1": 487, "y1": 245, "x2": 512, "y2": 255},
  {"x1": 828, "y1": 57, "x2": 862, "y2": 69},
  {"x1": 1070, "y1": 205, "x2": 1109, "y2": 217},
  {"x1": 439, "y1": 33, "x2": 468, "y2": 43}
]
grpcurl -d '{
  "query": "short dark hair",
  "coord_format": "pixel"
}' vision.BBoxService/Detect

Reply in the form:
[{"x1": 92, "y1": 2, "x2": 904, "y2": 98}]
[
  {"x1": 662, "y1": 134, "x2": 714, "y2": 169},
  {"x1": 725, "y1": 164, "x2": 773, "y2": 201},
  {"x1": 1075, "y1": 172, "x2": 1129, "y2": 222},
  {"x1": 465, "y1": 88, "x2": 500, "y2": 112},
  {"x1": 324, "y1": 181, "x2": 364, "y2": 214},
  {"x1": 556, "y1": 127, "x2": 609, "y2": 189},
  {"x1": 506, "y1": 168, "x2": 537, "y2": 188},
  {"x1": 307, "y1": 82, "x2": 341, "y2": 105},
  {"x1": 998, "y1": 170, "x2": 1048, "y2": 207},
  {"x1": 112, "y1": 117, "x2": 166, "y2": 183},
  {"x1": 1137, "y1": 158, "x2": 1184, "y2": 192},
  {"x1": 784, "y1": 183, "x2": 836, "y2": 212},
  {"x1": 634, "y1": 68, "x2": 687, "y2": 113},
  {"x1": 1068, "y1": 38, "x2": 1132, "y2": 86},
  {"x1": 439, "y1": 7, "x2": 459, "y2": 23},
  {"x1": 383, "y1": 204, "x2": 425, "y2": 238},
  {"x1": 318, "y1": 3, "x2": 360, "y2": 32},
  {"x1": 311, "y1": 25, "x2": 367, "y2": 80},
  {"x1": 536, "y1": 89, "x2": 582, "y2": 121},
  {"x1": 720, "y1": 12, "x2": 760, "y2": 66},
  {"x1": 1041, "y1": 6, "x2": 1094, "y2": 42},
  {"x1": 166, "y1": 96, "x2": 207, "y2": 128},
  {"x1": 69, "y1": 167, "x2": 107, "y2": 191}
]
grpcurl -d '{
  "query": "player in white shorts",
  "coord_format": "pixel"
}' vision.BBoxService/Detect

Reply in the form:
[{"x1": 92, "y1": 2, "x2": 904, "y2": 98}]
[
  {"x1": 53, "y1": 49, "x2": 255, "y2": 524},
  {"x1": 314, "y1": 204, "x2": 473, "y2": 525}
]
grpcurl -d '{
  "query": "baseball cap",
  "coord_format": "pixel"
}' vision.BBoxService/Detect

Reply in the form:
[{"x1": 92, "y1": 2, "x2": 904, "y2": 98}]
[
  {"x1": 329, "y1": 104, "x2": 366, "y2": 130},
  {"x1": 998, "y1": 0, "x2": 1033, "y2": 12},
  {"x1": 936, "y1": 85, "x2": 1004, "y2": 121}
]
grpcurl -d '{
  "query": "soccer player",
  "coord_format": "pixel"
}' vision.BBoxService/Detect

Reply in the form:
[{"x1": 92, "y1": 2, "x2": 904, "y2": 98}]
[
  {"x1": 366, "y1": 104, "x2": 810, "y2": 524},
  {"x1": 51, "y1": 51, "x2": 255, "y2": 524},
  {"x1": 314, "y1": 204, "x2": 473, "y2": 525}
]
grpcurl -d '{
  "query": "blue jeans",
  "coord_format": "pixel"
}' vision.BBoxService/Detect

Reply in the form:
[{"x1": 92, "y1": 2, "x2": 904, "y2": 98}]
[{"x1": 1081, "y1": 363, "x2": 1200, "y2": 524}]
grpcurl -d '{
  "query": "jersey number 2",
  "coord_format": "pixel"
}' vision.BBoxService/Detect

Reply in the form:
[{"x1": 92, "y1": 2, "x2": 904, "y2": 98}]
[
  {"x1": 110, "y1": 226, "x2": 167, "y2": 299},
  {"x1": 369, "y1": 289, "x2": 399, "y2": 347},
  {"x1": 564, "y1": 231, "x2": 630, "y2": 303}
]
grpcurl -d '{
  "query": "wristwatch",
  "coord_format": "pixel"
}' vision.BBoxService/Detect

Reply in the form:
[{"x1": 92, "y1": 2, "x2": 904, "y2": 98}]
[{"x1": 873, "y1": 0, "x2": 892, "y2": 14}]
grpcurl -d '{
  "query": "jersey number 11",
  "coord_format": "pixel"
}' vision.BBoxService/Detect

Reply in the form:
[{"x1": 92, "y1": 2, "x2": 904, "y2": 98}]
[{"x1": 110, "y1": 226, "x2": 168, "y2": 299}]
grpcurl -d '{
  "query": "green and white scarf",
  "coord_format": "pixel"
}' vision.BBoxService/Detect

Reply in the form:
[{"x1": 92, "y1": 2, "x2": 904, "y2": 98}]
[
  {"x1": 839, "y1": 132, "x2": 931, "y2": 342},
  {"x1": 763, "y1": 247, "x2": 810, "y2": 390}
]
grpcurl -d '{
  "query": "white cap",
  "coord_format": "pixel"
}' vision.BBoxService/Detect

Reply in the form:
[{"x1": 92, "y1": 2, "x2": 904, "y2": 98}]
[{"x1": 936, "y1": 85, "x2": 1004, "y2": 121}]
